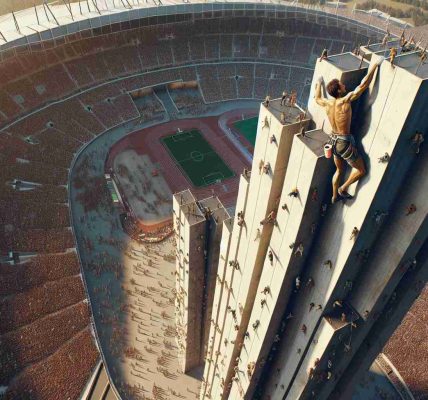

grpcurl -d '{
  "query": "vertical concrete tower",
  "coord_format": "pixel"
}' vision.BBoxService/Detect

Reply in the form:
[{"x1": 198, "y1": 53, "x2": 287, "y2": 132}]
[
  {"x1": 173, "y1": 190, "x2": 230, "y2": 372},
  {"x1": 200, "y1": 101, "x2": 312, "y2": 399},
  {"x1": 174, "y1": 189, "x2": 206, "y2": 372},
  {"x1": 198, "y1": 44, "x2": 428, "y2": 400},
  {"x1": 198, "y1": 197, "x2": 233, "y2": 359}
]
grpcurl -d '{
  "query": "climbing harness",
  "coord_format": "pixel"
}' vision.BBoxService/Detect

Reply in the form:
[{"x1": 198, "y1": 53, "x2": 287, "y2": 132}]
[{"x1": 328, "y1": 134, "x2": 359, "y2": 162}]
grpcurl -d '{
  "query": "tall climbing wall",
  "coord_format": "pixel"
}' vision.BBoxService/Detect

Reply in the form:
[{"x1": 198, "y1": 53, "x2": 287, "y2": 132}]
[
  {"x1": 199, "y1": 46, "x2": 427, "y2": 400},
  {"x1": 174, "y1": 191, "x2": 231, "y2": 373},
  {"x1": 200, "y1": 101, "x2": 311, "y2": 399},
  {"x1": 262, "y1": 51, "x2": 428, "y2": 400},
  {"x1": 174, "y1": 189, "x2": 207, "y2": 372}
]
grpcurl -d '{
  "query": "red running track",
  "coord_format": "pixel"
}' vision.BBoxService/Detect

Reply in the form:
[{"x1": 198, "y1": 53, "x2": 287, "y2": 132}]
[{"x1": 106, "y1": 114, "x2": 253, "y2": 222}]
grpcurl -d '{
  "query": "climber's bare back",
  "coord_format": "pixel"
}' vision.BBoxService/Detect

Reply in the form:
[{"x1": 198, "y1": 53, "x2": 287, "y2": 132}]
[
  {"x1": 316, "y1": 59, "x2": 384, "y2": 136},
  {"x1": 324, "y1": 98, "x2": 352, "y2": 135}
]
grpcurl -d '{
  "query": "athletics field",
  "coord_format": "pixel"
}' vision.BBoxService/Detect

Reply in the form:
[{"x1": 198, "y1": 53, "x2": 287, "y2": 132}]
[
  {"x1": 233, "y1": 116, "x2": 258, "y2": 146},
  {"x1": 161, "y1": 129, "x2": 234, "y2": 188}
]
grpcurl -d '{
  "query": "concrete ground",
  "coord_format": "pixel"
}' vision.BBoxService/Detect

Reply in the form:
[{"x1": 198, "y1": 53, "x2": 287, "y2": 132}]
[
  {"x1": 69, "y1": 97, "x2": 402, "y2": 400},
  {"x1": 113, "y1": 151, "x2": 172, "y2": 225},
  {"x1": 71, "y1": 142, "x2": 202, "y2": 400},
  {"x1": 69, "y1": 101, "x2": 258, "y2": 400}
]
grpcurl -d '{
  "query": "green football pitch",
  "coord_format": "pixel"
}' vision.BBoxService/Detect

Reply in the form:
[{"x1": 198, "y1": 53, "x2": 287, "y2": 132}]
[
  {"x1": 233, "y1": 116, "x2": 259, "y2": 146},
  {"x1": 161, "y1": 129, "x2": 235, "y2": 188}
]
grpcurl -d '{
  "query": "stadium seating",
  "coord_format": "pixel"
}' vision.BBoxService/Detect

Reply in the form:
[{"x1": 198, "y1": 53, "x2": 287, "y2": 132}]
[
  {"x1": 0, "y1": 16, "x2": 369, "y2": 125},
  {"x1": 168, "y1": 88, "x2": 207, "y2": 115},
  {"x1": 3, "y1": 328, "x2": 99, "y2": 400},
  {"x1": 0, "y1": 12, "x2": 379, "y2": 399}
]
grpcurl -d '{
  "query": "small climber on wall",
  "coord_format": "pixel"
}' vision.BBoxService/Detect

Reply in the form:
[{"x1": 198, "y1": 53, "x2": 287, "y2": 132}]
[{"x1": 315, "y1": 57, "x2": 384, "y2": 203}]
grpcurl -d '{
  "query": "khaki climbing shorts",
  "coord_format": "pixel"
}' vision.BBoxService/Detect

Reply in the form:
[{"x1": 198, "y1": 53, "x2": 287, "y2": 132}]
[{"x1": 329, "y1": 134, "x2": 359, "y2": 165}]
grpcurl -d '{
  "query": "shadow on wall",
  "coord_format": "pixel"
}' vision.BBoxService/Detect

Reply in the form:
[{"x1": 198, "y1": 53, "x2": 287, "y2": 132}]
[
  {"x1": 350, "y1": 66, "x2": 381, "y2": 200},
  {"x1": 351, "y1": 366, "x2": 402, "y2": 400}
]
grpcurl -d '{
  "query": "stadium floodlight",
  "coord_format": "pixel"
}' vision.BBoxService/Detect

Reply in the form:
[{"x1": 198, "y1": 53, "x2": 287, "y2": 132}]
[
  {"x1": 0, "y1": 30, "x2": 6, "y2": 42},
  {"x1": 12, "y1": 12, "x2": 21, "y2": 34},
  {"x1": 61, "y1": 0, "x2": 75, "y2": 20},
  {"x1": 34, "y1": 2, "x2": 40, "y2": 25},
  {"x1": 41, "y1": 0, "x2": 50, "y2": 21},
  {"x1": 43, "y1": 1, "x2": 60, "y2": 25},
  {"x1": 91, "y1": 0, "x2": 102, "y2": 14},
  {"x1": 120, "y1": 0, "x2": 133, "y2": 9}
]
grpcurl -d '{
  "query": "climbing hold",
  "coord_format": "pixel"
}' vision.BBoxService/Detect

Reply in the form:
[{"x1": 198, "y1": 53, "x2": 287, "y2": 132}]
[
  {"x1": 406, "y1": 204, "x2": 417, "y2": 215},
  {"x1": 377, "y1": 152, "x2": 390, "y2": 163}
]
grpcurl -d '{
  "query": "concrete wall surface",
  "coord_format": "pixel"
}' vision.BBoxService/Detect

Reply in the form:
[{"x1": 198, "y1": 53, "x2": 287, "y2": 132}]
[
  {"x1": 201, "y1": 174, "x2": 251, "y2": 399},
  {"x1": 229, "y1": 129, "x2": 332, "y2": 399},
  {"x1": 198, "y1": 45, "x2": 428, "y2": 400}
]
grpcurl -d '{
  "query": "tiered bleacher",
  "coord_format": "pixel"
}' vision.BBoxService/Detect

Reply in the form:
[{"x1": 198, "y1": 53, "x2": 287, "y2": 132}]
[
  {"x1": 0, "y1": 11, "x2": 381, "y2": 399},
  {"x1": 0, "y1": 17, "x2": 374, "y2": 125}
]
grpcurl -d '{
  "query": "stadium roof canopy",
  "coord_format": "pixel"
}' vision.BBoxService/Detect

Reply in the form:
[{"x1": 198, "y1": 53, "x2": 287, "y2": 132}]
[{"x1": 0, "y1": 0, "x2": 397, "y2": 53}]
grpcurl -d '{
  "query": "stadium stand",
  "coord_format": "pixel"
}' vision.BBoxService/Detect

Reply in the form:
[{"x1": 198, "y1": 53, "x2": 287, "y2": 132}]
[
  {"x1": 0, "y1": 8, "x2": 385, "y2": 399},
  {"x1": 0, "y1": 17, "x2": 374, "y2": 126},
  {"x1": 168, "y1": 87, "x2": 207, "y2": 115}
]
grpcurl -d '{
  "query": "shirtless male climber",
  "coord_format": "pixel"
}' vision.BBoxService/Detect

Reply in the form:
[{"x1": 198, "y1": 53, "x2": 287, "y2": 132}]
[{"x1": 315, "y1": 58, "x2": 383, "y2": 203}]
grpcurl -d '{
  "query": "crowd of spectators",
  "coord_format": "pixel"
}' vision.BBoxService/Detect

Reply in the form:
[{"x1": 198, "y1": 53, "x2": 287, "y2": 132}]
[
  {"x1": 0, "y1": 16, "x2": 368, "y2": 125},
  {"x1": 0, "y1": 11, "x2": 380, "y2": 399},
  {"x1": 136, "y1": 95, "x2": 166, "y2": 122},
  {"x1": 0, "y1": 247, "x2": 96, "y2": 397},
  {"x1": 0, "y1": 199, "x2": 70, "y2": 230},
  {"x1": 254, "y1": 78, "x2": 270, "y2": 100},
  {"x1": 2, "y1": 328, "x2": 99, "y2": 400},
  {"x1": 195, "y1": 62, "x2": 303, "y2": 103},
  {"x1": 0, "y1": 184, "x2": 67, "y2": 204},
  {"x1": 0, "y1": 275, "x2": 86, "y2": 334},
  {"x1": 0, "y1": 159, "x2": 68, "y2": 186},
  {"x1": 0, "y1": 228, "x2": 74, "y2": 254},
  {"x1": 169, "y1": 88, "x2": 210, "y2": 116},
  {"x1": 0, "y1": 301, "x2": 91, "y2": 383},
  {"x1": 219, "y1": 77, "x2": 239, "y2": 100},
  {"x1": 0, "y1": 252, "x2": 80, "y2": 297},
  {"x1": 123, "y1": 215, "x2": 174, "y2": 244},
  {"x1": 199, "y1": 78, "x2": 222, "y2": 103},
  {"x1": 383, "y1": 284, "x2": 428, "y2": 399}
]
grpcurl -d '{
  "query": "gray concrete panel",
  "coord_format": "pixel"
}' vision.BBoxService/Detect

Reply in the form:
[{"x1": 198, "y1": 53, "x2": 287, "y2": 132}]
[
  {"x1": 229, "y1": 130, "x2": 332, "y2": 399},
  {"x1": 264, "y1": 56, "x2": 424, "y2": 400},
  {"x1": 202, "y1": 175, "x2": 251, "y2": 399},
  {"x1": 293, "y1": 142, "x2": 428, "y2": 400},
  {"x1": 220, "y1": 102, "x2": 312, "y2": 399},
  {"x1": 330, "y1": 238, "x2": 428, "y2": 400}
]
